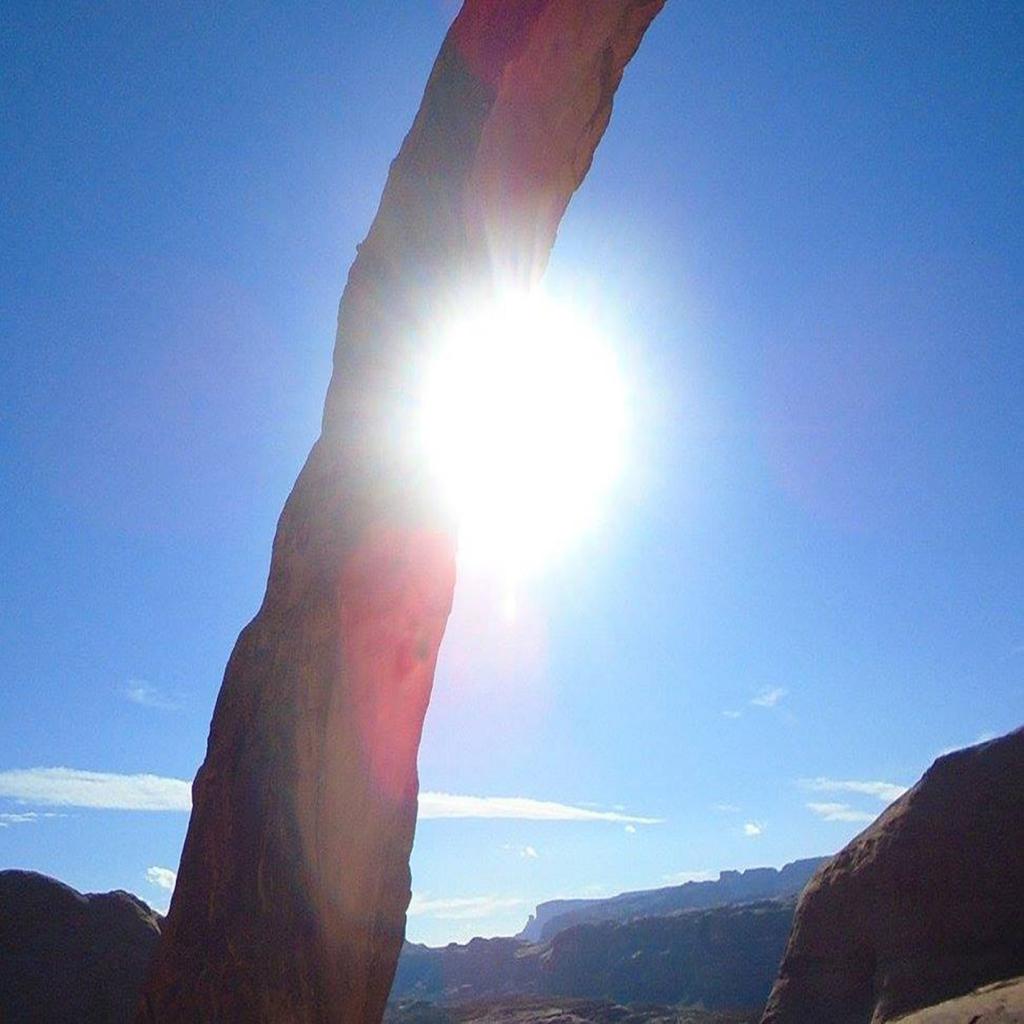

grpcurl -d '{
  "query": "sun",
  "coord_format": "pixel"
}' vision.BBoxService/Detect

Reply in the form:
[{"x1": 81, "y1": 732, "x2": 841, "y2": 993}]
[{"x1": 420, "y1": 290, "x2": 626, "y2": 576}]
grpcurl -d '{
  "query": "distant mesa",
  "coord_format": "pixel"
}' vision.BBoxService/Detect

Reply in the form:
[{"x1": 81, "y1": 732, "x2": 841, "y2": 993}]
[
  {"x1": 761, "y1": 726, "x2": 1024, "y2": 1024},
  {"x1": 384, "y1": 997, "x2": 757, "y2": 1024},
  {"x1": 517, "y1": 858, "x2": 826, "y2": 943},
  {"x1": 393, "y1": 899, "x2": 797, "y2": 1011}
]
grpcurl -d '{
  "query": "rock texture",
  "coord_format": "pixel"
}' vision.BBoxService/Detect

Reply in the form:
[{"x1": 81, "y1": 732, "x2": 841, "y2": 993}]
[
  {"x1": 385, "y1": 998, "x2": 758, "y2": 1024},
  {"x1": 892, "y1": 975, "x2": 1024, "y2": 1024},
  {"x1": 519, "y1": 859, "x2": 825, "y2": 943},
  {"x1": 136, "y1": 3, "x2": 665, "y2": 1022},
  {"x1": 761, "y1": 728, "x2": 1024, "y2": 1024},
  {"x1": 392, "y1": 900, "x2": 796, "y2": 1009},
  {"x1": 0, "y1": 870, "x2": 161, "y2": 1024}
]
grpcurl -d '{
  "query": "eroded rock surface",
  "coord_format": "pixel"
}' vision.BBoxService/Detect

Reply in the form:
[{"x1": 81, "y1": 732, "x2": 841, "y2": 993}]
[
  {"x1": 394, "y1": 900, "x2": 795, "y2": 1009},
  {"x1": 384, "y1": 998, "x2": 758, "y2": 1024},
  {"x1": 891, "y1": 975, "x2": 1024, "y2": 1024},
  {"x1": 761, "y1": 728, "x2": 1024, "y2": 1024},
  {"x1": 518, "y1": 858, "x2": 825, "y2": 943},
  {"x1": 0, "y1": 870, "x2": 161, "y2": 1024},
  {"x1": 136, "y1": 3, "x2": 664, "y2": 1022}
]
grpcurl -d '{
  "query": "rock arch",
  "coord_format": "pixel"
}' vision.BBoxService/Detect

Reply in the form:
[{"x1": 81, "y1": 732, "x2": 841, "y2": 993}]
[{"x1": 136, "y1": 3, "x2": 665, "y2": 1020}]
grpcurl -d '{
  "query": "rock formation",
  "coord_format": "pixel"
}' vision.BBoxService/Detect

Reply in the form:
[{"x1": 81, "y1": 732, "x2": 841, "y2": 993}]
[
  {"x1": 385, "y1": 998, "x2": 758, "y2": 1024},
  {"x1": 892, "y1": 975, "x2": 1024, "y2": 1024},
  {"x1": 761, "y1": 728, "x2": 1024, "y2": 1024},
  {"x1": 392, "y1": 899, "x2": 796, "y2": 1010},
  {"x1": 0, "y1": 870, "x2": 161, "y2": 1024},
  {"x1": 518, "y1": 858, "x2": 826, "y2": 943},
  {"x1": 136, "y1": 3, "x2": 665, "y2": 1022}
]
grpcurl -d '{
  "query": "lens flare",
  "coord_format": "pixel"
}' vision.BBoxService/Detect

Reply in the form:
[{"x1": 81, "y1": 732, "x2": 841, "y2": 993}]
[{"x1": 420, "y1": 290, "x2": 626, "y2": 575}]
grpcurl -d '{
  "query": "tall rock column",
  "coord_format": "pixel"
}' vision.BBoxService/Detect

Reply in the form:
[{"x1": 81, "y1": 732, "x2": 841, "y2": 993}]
[{"x1": 136, "y1": 2, "x2": 664, "y2": 1021}]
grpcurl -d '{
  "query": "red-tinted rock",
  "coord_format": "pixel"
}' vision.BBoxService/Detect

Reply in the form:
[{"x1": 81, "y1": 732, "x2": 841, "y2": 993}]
[
  {"x1": 761, "y1": 728, "x2": 1024, "y2": 1024},
  {"x1": 136, "y1": 3, "x2": 664, "y2": 1022},
  {"x1": 0, "y1": 870, "x2": 161, "y2": 1024}
]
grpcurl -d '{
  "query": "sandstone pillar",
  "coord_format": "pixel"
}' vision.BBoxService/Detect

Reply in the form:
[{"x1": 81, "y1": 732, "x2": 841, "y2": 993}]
[{"x1": 136, "y1": 2, "x2": 664, "y2": 1020}]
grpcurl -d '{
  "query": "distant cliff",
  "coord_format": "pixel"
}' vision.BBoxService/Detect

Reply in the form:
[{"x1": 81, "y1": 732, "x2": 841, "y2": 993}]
[
  {"x1": 393, "y1": 899, "x2": 796, "y2": 1009},
  {"x1": 761, "y1": 728, "x2": 1024, "y2": 1024},
  {"x1": 518, "y1": 858, "x2": 826, "y2": 943}
]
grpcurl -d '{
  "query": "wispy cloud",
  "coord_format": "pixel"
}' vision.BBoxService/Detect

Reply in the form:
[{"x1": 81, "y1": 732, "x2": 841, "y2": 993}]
[
  {"x1": 743, "y1": 822, "x2": 764, "y2": 837},
  {"x1": 624, "y1": 824, "x2": 636, "y2": 835},
  {"x1": 521, "y1": 845, "x2": 538, "y2": 859},
  {"x1": 408, "y1": 894, "x2": 524, "y2": 921},
  {"x1": 0, "y1": 768, "x2": 660, "y2": 825},
  {"x1": 722, "y1": 709, "x2": 742, "y2": 719},
  {"x1": 801, "y1": 777, "x2": 907, "y2": 804},
  {"x1": 807, "y1": 802, "x2": 876, "y2": 824},
  {"x1": 146, "y1": 866, "x2": 177, "y2": 891},
  {"x1": 713, "y1": 803, "x2": 740, "y2": 813},
  {"x1": 124, "y1": 681, "x2": 180, "y2": 711},
  {"x1": 0, "y1": 768, "x2": 191, "y2": 810},
  {"x1": 751, "y1": 687, "x2": 787, "y2": 708},
  {"x1": 418, "y1": 792, "x2": 661, "y2": 824},
  {"x1": 0, "y1": 811, "x2": 64, "y2": 827}
]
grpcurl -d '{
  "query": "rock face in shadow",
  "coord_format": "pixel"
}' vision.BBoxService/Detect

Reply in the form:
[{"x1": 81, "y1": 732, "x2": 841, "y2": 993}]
[
  {"x1": 392, "y1": 900, "x2": 795, "y2": 1009},
  {"x1": 761, "y1": 728, "x2": 1024, "y2": 1024},
  {"x1": 519, "y1": 859, "x2": 826, "y2": 943},
  {"x1": 136, "y1": 3, "x2": 665, "y2": 1022},
  {"x1": 0, "y1": 870, "x2": 161, "y2": 1024},
  {"x1": 385, "y1": 998, "x2": 759, "y2": 1024}
]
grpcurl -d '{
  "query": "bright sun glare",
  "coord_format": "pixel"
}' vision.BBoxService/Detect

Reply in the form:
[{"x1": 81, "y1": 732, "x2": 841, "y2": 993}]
[{"x1": 420, "y1": 290, "x2": 626, "y2": 576}]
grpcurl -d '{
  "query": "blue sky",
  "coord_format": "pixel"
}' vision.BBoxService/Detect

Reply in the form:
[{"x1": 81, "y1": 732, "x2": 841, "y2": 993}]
[{"x1": 2, "y1": 2, "x2": 1021, "y2": 945}]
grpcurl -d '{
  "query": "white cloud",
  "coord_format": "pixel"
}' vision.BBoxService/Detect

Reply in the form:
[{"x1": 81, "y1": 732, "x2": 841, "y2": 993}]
[
  {"x1": 0, "y1": 768, "x2": 660, "y2": 825},
  {"x1": 146, "y1": 866, "x2": 177, "y2": 891},
  {"x1": 713, "y1": 803, "x2": 740, "y2": 813},
  {"x1": 521, "y1": 845, "x2": 538, "y2": 859},
  {"x1": 662, "y1": 869, "x2": 716, "y2": 884},
  {"x1": 124, "y1": 681, "x2": 180, "y2": 711},
  {"x1": 802, "y1": 777, "x2": 907, "y2": 804},
  {"x1": 0, "y1": 811, "x2": 63, "y2": 827},
  {"x1": 751, "y1": 687, "x2": 787, "y2": 708},
  {"x1": 0, "y1": 768, "x2": 192, "y2": 810},
  {"x1": 807, "y1": 802, "x2": 877, "y2": 824},
  {"x1": 418, "y1": 792, "x2": 661, "y2": 824},
  {"x1": 722, "y1": 709, "x2": 742, "y2": 719},
  {"x1": 743, "y1": 822, "x2": 764, "y2": 837},
  {"x1": 624, "y1": 824, "x2": 636, "y2": 834},
  {"x1": 407, "y1": 894, "x2": 524, "y2": 921}
]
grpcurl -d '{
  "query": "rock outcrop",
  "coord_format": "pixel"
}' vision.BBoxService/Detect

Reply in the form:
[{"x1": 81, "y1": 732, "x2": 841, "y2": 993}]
[
  {"x1": 392, "y1": 900, "x2": 795, "y2": 1009},
  {"x1": 519, "y1": 859, "x2": 826, "y2": 943},
  {"x1": 385, "y1": 998, "x2": 758, "y2": 1024},
  {"x1": 136, "y1": 3, "x2": 665, "y2": 1022},
  {"x1": 892, "y1": 975, "x2": 1024, "y2": 1024},
  {"x1": 0, "y1": 870, "x2": 161, "y2": 1024},
  {"x1": 761, "y1": 728, "x2": 1024, "y2": 1024}
]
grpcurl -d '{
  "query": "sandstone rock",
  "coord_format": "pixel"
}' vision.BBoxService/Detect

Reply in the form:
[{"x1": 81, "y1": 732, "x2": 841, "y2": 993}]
[
  {"x1": 136, "y1": 3, "x2": 665, "y2": 1022},
  {"x1": 392, "y1": 899, "x2": 795, "y2": 1010},
  {"x1": 761, "y1": 727, "x2": 1024, "y2": 1024},
  {"x1": 890, "y1": 975, "x2": 1024, "y2": 1024},
  {"x1": 0, "y1": 870, "x2": 161, "y2": 1024},
  {"x1": 519, "y1": 858, "x2": 826, "y2": 943},
  {"x1": 384, "y1": 998, "x2": 759, "y2": 1024}
]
